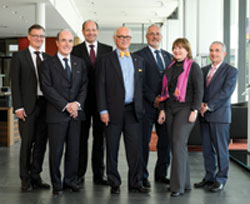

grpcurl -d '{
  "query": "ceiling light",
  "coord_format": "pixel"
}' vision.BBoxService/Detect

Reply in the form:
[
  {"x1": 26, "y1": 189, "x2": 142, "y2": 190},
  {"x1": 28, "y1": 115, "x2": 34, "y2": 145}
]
[
  {"x1": 19, "y1": 15, "x2": 24, "y2": 19},
  {"x1": 12, "y1": 11, "x2": 17, "y2": 14},
  {"x1": 2, "y1": 5, "x2": 8, "y2": 9}
]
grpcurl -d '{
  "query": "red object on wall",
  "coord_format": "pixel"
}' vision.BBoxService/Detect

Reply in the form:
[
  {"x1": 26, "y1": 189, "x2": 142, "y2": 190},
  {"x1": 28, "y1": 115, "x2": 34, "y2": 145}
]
[{"x1": 17, "y1": 37, "x2": 57, "y2": 56}]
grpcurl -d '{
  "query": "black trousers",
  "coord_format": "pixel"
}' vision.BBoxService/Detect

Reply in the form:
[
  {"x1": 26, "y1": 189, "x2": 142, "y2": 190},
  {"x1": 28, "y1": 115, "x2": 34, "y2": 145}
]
[
  {"x1": 105, "y1": 105, "x2": 143, "y2": 189},
  {"x1": 48, "y1": 120, "x2": 81, "y2": 190},
  {"x1": 18, "y1": 97, "x2": 48, "y2": 182},
  {"x1": 78, "y1": 105, "x2": 105, "y2": 181}
]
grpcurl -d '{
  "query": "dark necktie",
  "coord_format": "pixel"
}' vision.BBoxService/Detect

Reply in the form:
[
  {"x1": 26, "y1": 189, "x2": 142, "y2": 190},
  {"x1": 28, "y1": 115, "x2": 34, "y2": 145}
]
[
  {"x1": 89, "y1": 44, "x2": 96, "y2": 67},
  {"x1": 154, "y1": 50, "x2": 164, "y2": 72},
  {"x1": 34, "y1": 51, "x2": 42, "y2": 72},
  {"x1": 63, "y1": 58, "x2": 71, "y2": 80}
]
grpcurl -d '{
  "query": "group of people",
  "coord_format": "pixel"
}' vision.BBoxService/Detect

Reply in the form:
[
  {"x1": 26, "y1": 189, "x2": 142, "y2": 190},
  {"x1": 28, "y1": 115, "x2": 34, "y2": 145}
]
[{"x1": 10, "y1": 20, "x2": 238, "y2": 197}]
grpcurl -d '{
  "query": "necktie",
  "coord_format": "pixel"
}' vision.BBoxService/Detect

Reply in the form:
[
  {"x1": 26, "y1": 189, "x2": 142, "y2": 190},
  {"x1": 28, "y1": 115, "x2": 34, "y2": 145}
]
[
  {"x1": 154, "y1": 50, "x2": 164, "y2": 72},
  {"x1": 89, "y1": 45, "x2": 96, "y2": 66},
  {"x1": 34, "y1": 51, "x2": 42, "y2": 71},
  {"x1": 63, "y1": 58, "x2": 71, "y2": 80},
  {"x1": 206, "y1": 65, "x2": 216, "y2": 87},
  {"x1": 120, "y1": 51, "x2": 130, "y2": 58}
]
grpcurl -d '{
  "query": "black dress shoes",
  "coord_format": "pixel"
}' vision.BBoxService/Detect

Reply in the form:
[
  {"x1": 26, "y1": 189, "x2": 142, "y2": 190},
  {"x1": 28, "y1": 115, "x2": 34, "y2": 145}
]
[
  {"x1": 21, "y1": 180, "x2": 33, "y2": 192},
  {"x1": 52, "y1": 189, "x2": 63, "y2": 195},
  {"x1": 143, "y1": 178, "x2": 151, "y2": 188},
  {"x1": 32, "y1": 180, "x2": 50, "y2": 189},
  {"x1": 63, "y1": 183, "x2": 80, "y2": 192},
  {"x1": 155, "y1": 177, "x2": 170, "y2": 184},
  {"x1": 194, "y1": 179, "x2": 214, "y2": 188},
  {"x1": 171, "y1": 192, "x2": 183, "y2": 197},
  {"x1": 129, "y1": 186, "x2": 151, "y2": 193},
  {"x1": 94, "y1": 178, "x2": 109, "y2": 185},
  {"x1": 209, "y1": 182, "x2": 224, "y2": 192},
  {"x1": 76, "y1": 177, "x2": 84, "y2": 189},
  {"x1": 111, "y1": 186, "x2": 120, "y2": 194}
]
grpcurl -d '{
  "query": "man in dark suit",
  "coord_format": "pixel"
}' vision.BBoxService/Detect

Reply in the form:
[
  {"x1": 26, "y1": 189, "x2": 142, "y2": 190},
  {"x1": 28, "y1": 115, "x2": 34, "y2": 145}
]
[
  {"x1": 72, "y1": 20, "x2": 112, "y2": 186},
  {"x1": 134, "y1": 24, "x2": 172, "y2": 188},
  {"x1": 194, "y1": 41, "x2": 238, "y2": 192},
  {"x1": 96, "y1": 26, "x2": 150, "y2": 194},
  {"x1": 39, "y1": 30, "x2": 88, "y2": 195},
  {"x1": 11, "y1": 24, "x2": 50, "y2": 192}
]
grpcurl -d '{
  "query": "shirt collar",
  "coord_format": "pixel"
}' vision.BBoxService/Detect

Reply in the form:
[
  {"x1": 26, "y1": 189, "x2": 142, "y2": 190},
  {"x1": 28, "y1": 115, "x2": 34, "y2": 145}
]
[
  {"x1": 57, "y1": 52, "x2": 70, "y2": 62},
  {"x1": 85, "y1": 41, "x2": 98, "y2": 48},
  {"x1": 28, "y1": 45, "x2": 43, "y2": 54},
  {"x1": 148, "y1": 45, "x2": 161, "y2": 53}
]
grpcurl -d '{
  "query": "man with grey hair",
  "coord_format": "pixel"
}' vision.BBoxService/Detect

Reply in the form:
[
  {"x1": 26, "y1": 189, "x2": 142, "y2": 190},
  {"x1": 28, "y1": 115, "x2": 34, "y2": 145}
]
[
  {"x1": 72, "y1": 20, "x2": 112, "y2": 186},
  {"x1": 96, "y1": 26, "x2": 149, "y2": 194},
  {"x1": 40, "y1": 30, "x2": 88, "y2": 195},
  {"x1": 134, "y1": 24, "x2": 172, "y2": 188},
  {"x1": 194, "y1": 41, "x2": 238, "y2": 192}
]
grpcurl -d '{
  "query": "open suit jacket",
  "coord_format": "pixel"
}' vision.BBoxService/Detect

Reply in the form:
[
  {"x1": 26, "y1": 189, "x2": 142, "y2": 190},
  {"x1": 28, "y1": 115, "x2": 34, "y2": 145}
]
[
  {"x1": 39, "y1": 54, "x2": 88, "y2": 123},
  {"x1": 201, "y1": 62, "x2": 238, "y2": 123},
  {"x1": 96, "y1": 51, "x2": 145, "y2": 124},
  {"x1": 11, "y1": 48, "x2": 50, "y2": 115}
]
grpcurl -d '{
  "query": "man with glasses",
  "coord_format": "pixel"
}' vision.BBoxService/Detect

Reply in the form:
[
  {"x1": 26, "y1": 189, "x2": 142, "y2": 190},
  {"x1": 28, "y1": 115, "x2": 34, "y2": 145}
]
[
  {"x1": 96, "y1": 26, "x2": 149, "y2": 194},
  {"x1": 72, "y1": 20, "x2": 112, "y2": 187},
  {"x1": 11, "y1": 24, "x2": 50, "y2": 192},
  {"x1": 134, "y1": 24, "x2": 172, "y2": 188}
]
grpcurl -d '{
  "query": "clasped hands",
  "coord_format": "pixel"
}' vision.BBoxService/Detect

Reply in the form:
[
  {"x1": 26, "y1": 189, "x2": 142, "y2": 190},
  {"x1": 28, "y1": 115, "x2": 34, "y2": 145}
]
[{"x1": 66, "y1": 102, "x2": 79, "y2": 118}]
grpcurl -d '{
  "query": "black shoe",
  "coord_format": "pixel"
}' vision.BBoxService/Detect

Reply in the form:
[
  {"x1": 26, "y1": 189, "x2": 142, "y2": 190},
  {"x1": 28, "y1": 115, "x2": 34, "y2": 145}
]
[
  {"x1": 21, "y1": 180, "x2": 33, "y2": 192},
  {"x1": 171, "y1": 192, "x2": 183, "y2": 197},
  {"x1": 129, "y1": 186, "x2": 151, "y2": 193},
  {"x1": 111, "y1": 186, "x2": 120, "y2": 194},
  {"x1": 32, "y1": 180, "x2": 50, "y2": 189},
  {"x1": 155, "y1": 177, "x2": 170, "y2": 184},
  {"x1": 143, "y1": 178, "x2": 151, "y2": 188},
  {"x1": 209, "y1": 182, "x2": 224, "y2": 192},
  {"x1": 194, "y1": 179, "x2": 214, "y2": 188},
  {"x1": 63, "y1": 183, "x2": 80, "y2": 192},
  {"x1": 94, "y1": 178, "x2": 109, "y2": 185},
  {"x1": 76, "y1": 177, "x2": 84, "y2": 189},
  {"x1": 52, "y1": 189, "x2": 63, "y2": 195}
]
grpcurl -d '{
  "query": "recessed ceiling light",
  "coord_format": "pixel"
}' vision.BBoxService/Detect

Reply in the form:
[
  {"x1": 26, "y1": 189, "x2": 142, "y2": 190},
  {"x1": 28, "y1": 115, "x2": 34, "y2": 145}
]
[
  {"x1": 19, "y1": 15, "x2": 24, "y2": 19},
  {"x1": 2, "y1": 5, "x2": 8, "y2": 9},
  {"x1": 12, "y1": 11, "x2": 17, "y2": 14}
]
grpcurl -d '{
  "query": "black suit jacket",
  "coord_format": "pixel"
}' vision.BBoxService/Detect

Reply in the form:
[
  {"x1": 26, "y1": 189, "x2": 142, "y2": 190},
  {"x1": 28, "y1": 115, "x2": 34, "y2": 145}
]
[
  {"x1": 72, "y1": 41, "x2": 112, "y2": 107},
  {"x1": 134, "y1": 46, "x2": 172, "y2": 112},
  {"x1": 11, "y1": 48, "x2": 50, "y2": 115},
  {"x1": 39, "y1": 54, "x2": 88, "y2": 123},
  {"x1": 96, "y1": 51, "x2": 145, "y2": 124}
]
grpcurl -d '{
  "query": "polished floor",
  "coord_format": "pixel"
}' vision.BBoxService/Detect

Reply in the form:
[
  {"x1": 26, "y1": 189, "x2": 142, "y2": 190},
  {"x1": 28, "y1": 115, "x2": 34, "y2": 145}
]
[{"x1": 0, "y1": 140, "x2": 250, "y2": 204}]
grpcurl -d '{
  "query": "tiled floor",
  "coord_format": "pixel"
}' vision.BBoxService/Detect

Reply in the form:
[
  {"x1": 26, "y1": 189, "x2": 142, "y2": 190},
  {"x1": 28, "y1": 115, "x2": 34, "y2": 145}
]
[{"x1": 0, "y1": 140, "x2": 250, "y2": 204}]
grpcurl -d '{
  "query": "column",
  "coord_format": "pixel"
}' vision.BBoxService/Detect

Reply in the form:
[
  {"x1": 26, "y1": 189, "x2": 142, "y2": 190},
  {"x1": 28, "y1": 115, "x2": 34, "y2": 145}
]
[{"x1": 35, "y1": 3, "x2": 46, "y2": 51}]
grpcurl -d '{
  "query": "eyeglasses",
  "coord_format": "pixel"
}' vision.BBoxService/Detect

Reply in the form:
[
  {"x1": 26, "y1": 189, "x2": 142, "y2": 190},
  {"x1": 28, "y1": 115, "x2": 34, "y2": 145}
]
[
  {"x1": 116, "y1": 35, "x2": 132, "y2": 40},
  {"x1": 147, "y1": 32, "x2": 161, "y2": 37},
  {"x1": 30, "y1": 34, "x2": 45, "y2": 39}
]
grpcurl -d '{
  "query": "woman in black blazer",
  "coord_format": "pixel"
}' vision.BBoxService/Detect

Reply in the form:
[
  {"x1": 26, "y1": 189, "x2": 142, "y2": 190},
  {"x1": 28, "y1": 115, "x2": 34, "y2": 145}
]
[{"x1": 158, "y1": 38, "x2": 203, "y2": 197}]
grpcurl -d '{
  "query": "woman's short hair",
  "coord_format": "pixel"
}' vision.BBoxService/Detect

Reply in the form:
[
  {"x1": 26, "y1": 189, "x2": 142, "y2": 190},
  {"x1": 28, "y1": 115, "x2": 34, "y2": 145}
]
[{"x1": 172, "y1": 38, "x2": 193, "y2": 59}]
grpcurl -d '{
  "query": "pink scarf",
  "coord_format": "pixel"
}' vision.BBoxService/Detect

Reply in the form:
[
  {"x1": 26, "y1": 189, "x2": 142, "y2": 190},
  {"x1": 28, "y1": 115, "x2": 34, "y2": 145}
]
[{"x1": 160, "y1": 57, "x2": 194, "y2": 102}]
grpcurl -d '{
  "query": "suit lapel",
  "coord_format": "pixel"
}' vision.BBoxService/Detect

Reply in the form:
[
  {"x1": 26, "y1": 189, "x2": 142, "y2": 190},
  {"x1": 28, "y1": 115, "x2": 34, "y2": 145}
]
[
  {"x1": 145, "y1": 46, "x2": 161, "y2": 73},
  {"x1": 207, "y1": 62, "x2": 225, "y2": 87},
  {"x1": 24, "y1": 48, "x2": 37, "y2": 77},
  {"x1": 111, "y1": 51, "x2": 125, "y2": 89},
  {"x1": 132, "y1": 54, "x2": 140, "y2": 90},
  {"x1": 70, "y1": 56, "x2": 79, "y2": 82},
  {"x1": 82, "y1": 42, "x2": 92, "y2": 65},
  {"x1": 54, "y1": 55, "x2": 71, "y2": 82}
]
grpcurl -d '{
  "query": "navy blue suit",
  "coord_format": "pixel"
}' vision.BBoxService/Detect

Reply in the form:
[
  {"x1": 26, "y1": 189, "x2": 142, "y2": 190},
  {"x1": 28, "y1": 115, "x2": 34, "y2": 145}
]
[
  {"x1": 200, "y1": 62, "x2": 238, "y2": 185},
  {"x1": 134, "y1": 46, "x2": 172, "y2": 180}
]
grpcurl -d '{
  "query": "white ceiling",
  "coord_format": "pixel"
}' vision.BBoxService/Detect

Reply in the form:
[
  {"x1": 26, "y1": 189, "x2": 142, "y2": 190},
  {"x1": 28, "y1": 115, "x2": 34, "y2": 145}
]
[{"x1": 0, "y1": 0, "x2": 178, "y2": 38}]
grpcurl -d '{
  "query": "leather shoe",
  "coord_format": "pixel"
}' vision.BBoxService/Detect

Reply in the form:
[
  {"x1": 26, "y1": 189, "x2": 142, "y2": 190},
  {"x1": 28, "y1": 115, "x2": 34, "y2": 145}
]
[
  {"x1": 209, "y1": 182, "x2": 224, "y2": 192},
  {"x1": 94, "y1": 178, "x2": 109, "y2": 185},
  {"x1": 143, "y1": 178, "x2": 151, "y2": 188},
  {"x1": 52, "y1": 189, "x2": 63, "y2": 195},
  {"x1": 194, "y1": 179, "x2": 214, "y2": 188},
  {"x1": 111, "y1": 186, "x2": 120, "y2": 194},
  {"x1": 63, "y1": 183, "x2": 80, "y2": 192},
  {"x1": 76, "y1": 177, "x2": 84, "y2": 189},
  {"x1": 32, "y1": 180, "x2": 50, "y2": 189},
  {"x1": 155, "y1": 177, "x2": 170, "y2": 184},
  {"x1": 21, "y1": 180, "x2": 33, "y2": 192},
  {"x1": 129, "y1": 186, "x2": 150, "y2": 193},
  {"x1": 171, "y1": 192, "x2": 183, "y2": 197}
]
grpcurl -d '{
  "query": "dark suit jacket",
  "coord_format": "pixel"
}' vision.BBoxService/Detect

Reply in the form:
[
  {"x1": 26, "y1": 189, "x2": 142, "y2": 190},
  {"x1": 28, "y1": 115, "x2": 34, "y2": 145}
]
[
  {"x1": 135, "y1": 46, "x2": 172, "y2": 107},
  {"x1": 96, "y1": 51, "x2": 145, "y2": 124},
  {"x1": 11, "y1": 48, "x2": 50, "y2": 115},
  {"x1": 134, "y1": 46, "x2": 172, "y2": 113},
  {"x1": 201, "y1": 62, "x2": 238, "y2": 123},
  {"x1": 39, "y1": 54, "x2": 88, "y2": 123},
  {"x1": 72, "y1": 41, "x2": 112, "y2": 108}
]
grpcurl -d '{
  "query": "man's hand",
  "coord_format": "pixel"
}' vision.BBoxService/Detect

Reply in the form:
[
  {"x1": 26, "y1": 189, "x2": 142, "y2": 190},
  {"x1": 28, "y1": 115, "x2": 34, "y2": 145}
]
[
  {"x1": 16, "y1": 109, "x2": 27, "y2": 121},
  {"x1": 66, "y1": 102, "x2": 79, "y2": 118},
  {"x1": 153, "y1": 95, "x2": 160, "y2": 109},
  {"x1": 158, "y1": 110, "x2": 166, "y2": 124},
  {"x1": 200, "y1": 103, "x2": 208, "y2": 117},
  {"x1": 100, "y1": 112, "x2": 109, "y2": 126},
  {"x1": 189, "y1": 111, "x2": 197, "y2": 123}
]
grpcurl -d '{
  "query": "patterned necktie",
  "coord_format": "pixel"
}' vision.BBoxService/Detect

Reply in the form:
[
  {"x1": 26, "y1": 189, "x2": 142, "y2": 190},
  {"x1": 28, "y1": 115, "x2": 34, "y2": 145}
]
[
  {"x1": 120, "y1": 51, "x2": 130, "y2": 58},
  {"x1": 206, "y1": 65, "x2": 217, "y2": 87},
  {"x1": 154, "y1": 50, "x2": 164, "y2": 71},
  {"x1": 63, "y1": 58, "x2": 71, "y2": 80},
  {"x1": 89, "y1": 45, "x2": 96, "y2": 66}
]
